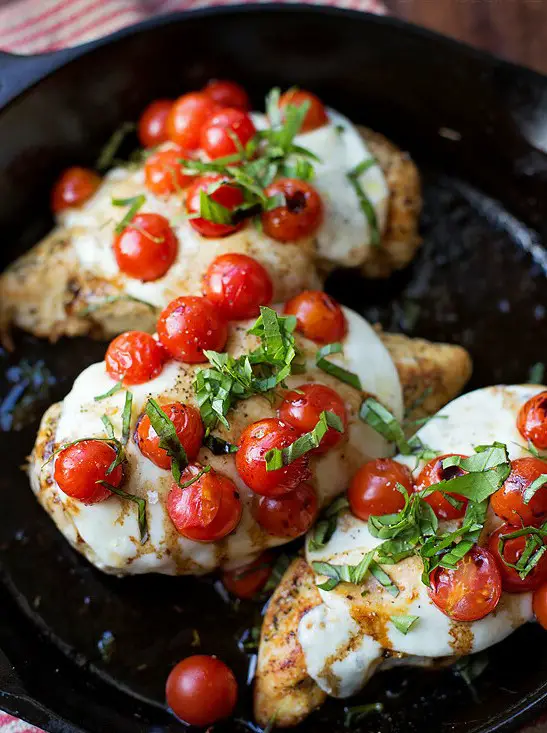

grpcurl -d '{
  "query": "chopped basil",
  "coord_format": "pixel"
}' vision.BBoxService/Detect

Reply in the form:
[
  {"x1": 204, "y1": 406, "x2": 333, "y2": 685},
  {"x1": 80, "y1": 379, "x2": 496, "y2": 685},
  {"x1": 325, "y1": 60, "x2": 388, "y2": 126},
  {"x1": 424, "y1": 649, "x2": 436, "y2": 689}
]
[
  {"x1": 347, "y1": 159, "x2": 380, "y2": 247},
  {"x1": 316, "y1": 343, "x2": 362, "y2": 390},
  {"x1": 497, "y1": 522, "x2": 547, "y2": 579},
  {"x1": 432, "y1": 443, "x2": 511, "y2": 503},
  {"x1": 76, "y1": 294, "x2": 156, "y2": 317},
  {"x1": 94, "y1": 381, "x2": 123, "y2": 402},
  {"x1": 523, "y1": 473, "x2": 547, "y2": 504},
  {"x1": 98, "y1": 480, "x2": 148, "y2": 543},
  {"x1": 112, "y1": 194, "x2": 146, "y2": 233},
  {"x1": 390, "y1": 614, "x2": 419, "y2": 634},
  {"x1": 121, "y1": 390, "x2": 132, "y2": 446},
  {"x1": 178, "y1": 465, "x2": 211, "y2": 489},
  {"x1": 144, "y1": 398, "x2": 188, "y2": 484},
  {"x1": 312, "y1": 549, "x2": 375, "y2": 591},
  {"x1": 308, "y1": 495, "x2": 350, "y2": 552},
  {"x1": 198, "y1": 187, "x2": 234, "y2": 225},
  {"x1": 203, "y1": 434, "x2": 239, "y2": 455},
  {"x1": 529, "y1": 361, "x2": 545, "y2": 384},
  {"x1": 95, "y1": 121, "x2": 136, "y2": 171},
  {"x1": 359, "y1": 397, "x2": 410, "y2": 452},
  {"x1": 101, "y1": 414, "x2": 115, "y2": 440},
  {"x1": 369, "y1": 560, "x2": 399, "y2": 596},
  {"x1": 344, "y1": 703, "x2": 384, "y2": 727},
  {"x1": 264, "y1": 410, "x2": 343, "y2": 471}
]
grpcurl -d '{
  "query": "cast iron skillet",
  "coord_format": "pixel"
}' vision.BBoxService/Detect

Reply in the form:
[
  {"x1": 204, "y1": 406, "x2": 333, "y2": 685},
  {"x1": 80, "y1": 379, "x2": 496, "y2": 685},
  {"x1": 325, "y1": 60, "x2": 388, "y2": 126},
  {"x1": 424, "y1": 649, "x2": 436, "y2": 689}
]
[{"x1": 2, "y1": 6, "x2": 547, "y2": 732}]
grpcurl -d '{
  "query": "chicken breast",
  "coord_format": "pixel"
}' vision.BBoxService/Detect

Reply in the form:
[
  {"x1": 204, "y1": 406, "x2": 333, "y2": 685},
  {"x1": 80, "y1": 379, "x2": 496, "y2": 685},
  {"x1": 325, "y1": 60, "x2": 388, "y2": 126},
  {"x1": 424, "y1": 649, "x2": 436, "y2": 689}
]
[
  {"x1": 29, "y1": 306, "x2": 469, "y2": 577},
  {"x1": 0, "y1": 113, "x2": 421, "y2": 343},
  {"x1": 254, "y1": 384, "x2": 539, "y2": 727}
]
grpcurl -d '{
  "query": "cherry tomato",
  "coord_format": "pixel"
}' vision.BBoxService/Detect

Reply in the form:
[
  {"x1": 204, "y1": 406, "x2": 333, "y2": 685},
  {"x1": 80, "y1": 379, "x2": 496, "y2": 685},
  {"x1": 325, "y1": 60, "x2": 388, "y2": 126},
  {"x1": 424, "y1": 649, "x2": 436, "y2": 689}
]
[
  {"x1": 200, "y1": 107, "x2": 256, "y2": 160},
  {"x1": 278, "y1": 383, "x2": 347, "y2": 454},
  {"x1": 166, "y1": 92, "x2": 219, "y2": 150},
  {"x1": 261, "y1": 178, "x2": 323, "y2": 242},
  {"x1": 136, "y1": 402, "x2": 203, "y2": 469},
  {"x1": 491, "y1": 457, "x2": 547, "y2": 527},
  {"x1": 157, "y1": 295, "x2": 228, "y2": 363},
  {"x1": 254, "y1": 482, "x2": 318, "y2": 538},
  {"x1": 186, "y1": 174, "x2": 244, "y2": 238},
  {"x1": 167, "y1": 464, "x2": 242, "y2": 541},
  {"x1": 113, "y1": 212, "x2": 177, "y2": 281},
  {"x1": 105, "y1": 331, "x2": 166, "y2": 385},
  {"x1": 54, "y1": 439, "x2": 122, "y2": 504},
  {"x1": 488, "y1": 523, "x2": 547, "y2": 593},
  {"x1": 428, "y1": 545, "x2": 502, "y2": 622},
  {"x1": 348, "y1": 458, "x2": 414, "y2": 521},
  {"x1": 222, "y1": 551, "x2": 273, "y2": 599},
  {"x1": 138, "y1": 99, "x2": 173, "y2": 148},
  {"x1": 236, "y1": 418, "x2": 311, "y2": 497},
  {"x1": 203, "y1": 79, "x2": 250, "y2": 110},
  {"x1": 284, "y1": 290, "x2": 347, "y2": 344},
  {"x1": 278, "y1": 88, "x2": 328, "y2": 133},
  {"x1": 533, "y1": 583, "x2": 547, "y2": 630},
  {"x1": 415, "y1": 454, "x2": 469, "y2": 521},
  {"x1": 144, "y1": 146, "x2": 194, "y2": 196},
  {"x1": 166, "y1": 655, "x2": 237, "y2": 727},
  {"x1": 202, "y1": 253, "x2": 273, "y2": 320},
  {"x1": 518, "y1": 391, "x2": 547, "y2": 450},
  {"x1": 51, "y1": 166, "x2": 101, "y2": 213}
]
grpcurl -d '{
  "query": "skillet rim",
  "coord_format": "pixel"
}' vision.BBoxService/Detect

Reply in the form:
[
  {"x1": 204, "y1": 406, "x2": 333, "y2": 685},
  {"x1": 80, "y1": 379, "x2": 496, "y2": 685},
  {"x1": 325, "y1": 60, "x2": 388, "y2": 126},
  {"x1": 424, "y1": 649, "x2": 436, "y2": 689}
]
[{"x1": 1, "y1": 4, "x2": 547, "y2": 732}]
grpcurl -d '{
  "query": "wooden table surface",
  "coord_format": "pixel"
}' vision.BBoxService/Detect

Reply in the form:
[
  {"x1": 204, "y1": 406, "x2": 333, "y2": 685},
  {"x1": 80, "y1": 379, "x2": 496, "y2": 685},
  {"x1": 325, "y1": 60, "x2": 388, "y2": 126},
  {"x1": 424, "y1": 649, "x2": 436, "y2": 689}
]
[{"x1": 386, "y1": 0, "x2": 547, "y2": 75}]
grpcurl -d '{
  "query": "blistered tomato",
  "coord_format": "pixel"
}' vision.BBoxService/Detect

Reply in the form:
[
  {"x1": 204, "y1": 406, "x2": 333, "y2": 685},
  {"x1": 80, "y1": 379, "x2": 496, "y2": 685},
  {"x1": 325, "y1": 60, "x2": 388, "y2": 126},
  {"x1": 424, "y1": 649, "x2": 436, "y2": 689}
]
[
  {"x1": 157, "y1": 295, "x2": 228, "y2": 363},
  {"x1": 284, "y1": 290, "x2": 347, "y2": 344},
  {"x1": 54, "y1": 440, "x2": 122, "y2": 504},
  {"x1": 105, "y1": 331, "x2": 166, "y2": 385}
]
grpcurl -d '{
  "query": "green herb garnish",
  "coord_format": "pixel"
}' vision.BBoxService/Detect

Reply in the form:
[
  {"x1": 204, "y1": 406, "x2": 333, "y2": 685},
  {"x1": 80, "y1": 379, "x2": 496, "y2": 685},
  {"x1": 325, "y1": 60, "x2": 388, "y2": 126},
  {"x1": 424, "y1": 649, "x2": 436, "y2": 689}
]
[
  {"x1": 347, "y1": 158, "x2": 380, "y2": 247},
  {"x1": 203, "y1": 434, "x2": 239, "y2": 455},
  {"x1": 112, "y1": 194, "x2": 146, "y2": 233},
  {"x1": 98, "y1": 480, "x2": 148, "y2": 543},
  {"x1": 95, "y1": 121, "x2": 136, "y2": 171},
  {"x1": 77, "y1": 294, "x2": 156, "y2": 318},
  {"x1": 308, "y1": 495, "x2": 349, "y2": 552},
  {"x1": 264, "y1": 410, "x2": 343, "y2": 471},
  {"x1": 312, "y1": 549, "x2": 375, "y2": 591},
  {"x1": 144, "y1": 398, "x2": 188, "y2": 484},
  {"x1": 316, "y1": 343, "x2": 362, "y2": 390},
  {"x1": 390, "y1": 614, "x2": 419, "y2": 634},
  {"x1": 94, "y1": 381, "x2": 123, "y2": 402}
]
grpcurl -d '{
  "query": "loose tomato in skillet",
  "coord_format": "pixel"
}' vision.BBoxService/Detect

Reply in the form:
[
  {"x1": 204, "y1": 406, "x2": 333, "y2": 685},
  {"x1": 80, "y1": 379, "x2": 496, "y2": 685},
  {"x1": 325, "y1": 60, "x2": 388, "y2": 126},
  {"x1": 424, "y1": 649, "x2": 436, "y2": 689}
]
[
  {"x1": 517, "y1": 390, "x2": 547, "y2": 450},
  {"x1": 222, "y1": 551, "x2": 273, "y2": 599},
  {"x1": 113, "y1": 212, "x2": 178, "y2": 281},
  {"x1": 166, "y1": 655, "x2": 237, "y2": 726},
  {"x1": 284, "y1": 290, "x2": 347, "y2": 344},
  {"x1": 105, "y1": 331, "x2": 166, "y2": 385},
  {"x1": 167, "y1": 464, "x2": 242, "y2": 541},
  {"x1": 428, "y1": 545, "x2": 502, "y2": 621},
  {"x1": 51, "y1": 166, "x2": 101, "y2": 213},
  {"x1": 415, "y1": 453, "x2": 469, "y2": 521},
  {"x1": 54, "y1": 440, "x2": 123, "y2": 504},
  {"x1": 254, "y1": 482, "x2": 318, "y2": 538},
  {"x1": 136, "y1": 402, "x2": 203, "y2": 469},
  {"x1": 490, "y1": 456, "x2": 547, "y2": 527},
  {"x1": 202, "y1": 253, "x2": 273, "y2": 320},
  {"x1": 348, "y1": 458, "x2": 414, "y2": 521},
  {"x1": 236, "y1": 418, "x2": 311, "y2": 497},
  {"x1": 157, "y1": 295, "x2": 228, "y2": 363}
]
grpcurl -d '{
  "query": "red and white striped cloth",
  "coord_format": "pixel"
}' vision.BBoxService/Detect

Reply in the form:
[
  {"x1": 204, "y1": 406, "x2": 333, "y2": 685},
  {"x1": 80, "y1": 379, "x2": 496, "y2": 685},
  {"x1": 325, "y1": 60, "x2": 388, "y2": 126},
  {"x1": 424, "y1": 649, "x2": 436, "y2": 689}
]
[{"x1": 0, "y1": 2, "x2": 544, "y2": 733}]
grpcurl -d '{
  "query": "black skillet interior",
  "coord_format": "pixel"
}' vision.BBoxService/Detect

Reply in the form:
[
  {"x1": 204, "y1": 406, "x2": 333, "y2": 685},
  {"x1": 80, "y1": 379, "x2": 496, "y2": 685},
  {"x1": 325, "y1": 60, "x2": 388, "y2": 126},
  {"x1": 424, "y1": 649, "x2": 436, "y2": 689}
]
[{"x1": 2, "y1": 6, "x2": 547, "y2": 733}]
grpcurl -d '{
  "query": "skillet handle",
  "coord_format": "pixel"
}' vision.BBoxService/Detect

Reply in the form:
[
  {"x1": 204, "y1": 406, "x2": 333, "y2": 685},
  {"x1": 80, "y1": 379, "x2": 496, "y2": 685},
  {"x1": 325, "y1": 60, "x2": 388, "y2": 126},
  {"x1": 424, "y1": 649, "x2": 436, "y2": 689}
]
[{"x1": 0, "y1": 48, "x2": 80, "y2": 108}]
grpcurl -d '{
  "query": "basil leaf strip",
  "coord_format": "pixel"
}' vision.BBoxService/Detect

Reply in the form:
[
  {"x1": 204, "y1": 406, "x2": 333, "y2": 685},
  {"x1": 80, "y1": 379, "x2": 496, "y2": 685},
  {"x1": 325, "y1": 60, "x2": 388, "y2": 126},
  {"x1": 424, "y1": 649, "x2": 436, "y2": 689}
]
[
  {"x1": 390, "y1": 614, "x2": 419, "y2": 634},
  {"x1": 95, "y1": 381, "x2": 123, "y2": 402},
  {"x1": 78, "y1": 294, "x2": 156, "y2": 318},
  {"x1": 347, "y1": 159, "x2": 380, "y2": 247},
  {"x1": 96, "y1": 121, "x2": 136, "y2": 171},
  {"x1": 112, "y1": 194, "x2": 146, "y2": 233},
  {"x1": 144, "y1": 398, "x2": 188, "y2": 484},
  {"x1": 312, "y1": 549, "x2": 375, "y2": 591},
  {"x1": 524, "y1": 474, "x2": 547, "y2": 504},
  {"x1": 203, "y1": 434, "x2": 239, "y2": 455},
  {"x1": 98, "y1": 480, "x2": 148, "y2": 543},
  {"x1": 316, "y1": 343, "x2": 362, "y2": 390},
  {"x1": 308, "y1": 495, "x2": 350, "y2": 552},
  {"x1": 265, "y1": 410, "x2": 343, "y2": 471}
]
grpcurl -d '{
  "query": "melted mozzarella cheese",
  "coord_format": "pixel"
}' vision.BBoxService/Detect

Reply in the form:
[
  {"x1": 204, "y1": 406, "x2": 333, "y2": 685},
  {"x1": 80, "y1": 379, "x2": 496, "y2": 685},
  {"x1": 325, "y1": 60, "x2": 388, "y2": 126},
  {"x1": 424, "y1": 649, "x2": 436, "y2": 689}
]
[
  {"x1": 30, "y1": 307, "x2": 402, "y2": 576},
  {"x1": 299, "y1": 384, "x2": 542, "y2": 698}
]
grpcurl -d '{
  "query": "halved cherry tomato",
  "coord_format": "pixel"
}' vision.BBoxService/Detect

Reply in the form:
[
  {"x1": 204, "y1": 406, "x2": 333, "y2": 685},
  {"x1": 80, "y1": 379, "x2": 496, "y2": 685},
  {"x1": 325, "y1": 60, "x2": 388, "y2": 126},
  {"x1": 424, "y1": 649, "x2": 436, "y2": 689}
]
[
  {"x1": 261, "y1": 178, "x2": 323, "y2": 242},
  {"x1": 138, "y1": 99, "x2": 173, "y2": 148},
  {"x1": 166, "y1": 655, "x2": 237, "y2": 727},
  {"x1": 202, "y1": 253, "x2": 273, "y2": 320},
  {"x1": 348, "y1": 458, "x2": 414, "y2": 521},
  {"x1": 203, "y1": 79, "x2": 250, "y2": 111},
  {"x1": 428, "y1": 545, "x2": 502, "y2": 621},
  {"x1": 284, "y1": 290, "x2": 347, "y2": 344},
  {"x1": 186, "y1": 174, "x2": 244, "y2": 238},
  {"x1": 488, "y1": 523, "x2": 547, "y2": 593},
  {"x1": 144, "y1": 146, "x2": 195, "y2": 196},
  {"x1": 136, "y1": 402, "x2": 203, "y2": 469},
  {"x1": 51, "y1": 167, "x2": 101, "y2": 213},
  {"x1": 200, "y1": 108, "x2": 256, "y2": 160},
  {"x1": 236, "y1": 418, "x2": 311, "y2": 497},
  {"x1": 105, "y1": 331, "x2": 166, "y2": 385},
  {"x1": 222, "y1": 551, "x2": 273, "y2": 599},
  {"x1": 157, "y1": 295, "x2": 228, "y2": 363},
  {"x1": 167, "y1": 464, "x2": 242, "y2": 541},
  {"x1": 278, "y1": 383, "x2": 347, "y2": 454},
  {"x1": 518, "y1": 390, "x2": 547, "y2": 450},
  {"x1": 113, "y1": 212, "x2": 177, "y2": 281},
  {"x1": 491, "y1": 457, "x2": 547, "y2": 527},
  {"x1": 278, "y1": 88, "x2": 328, "y2": 133},
  {"x1": 533, "y1": 583, "x2": 547, "y2": 630},
  {"x1": 254, "y1": 482, "x2": 318, "y2": 537},
  {"x1": 166, "y1": 92, "x2": 219, "y2": 150},
  {"x1": 415, "y1": 453, "x2": 469, "y2": 521},
  {"x1": 54, "y1": 440, "x2": 122, "y2": 504}
]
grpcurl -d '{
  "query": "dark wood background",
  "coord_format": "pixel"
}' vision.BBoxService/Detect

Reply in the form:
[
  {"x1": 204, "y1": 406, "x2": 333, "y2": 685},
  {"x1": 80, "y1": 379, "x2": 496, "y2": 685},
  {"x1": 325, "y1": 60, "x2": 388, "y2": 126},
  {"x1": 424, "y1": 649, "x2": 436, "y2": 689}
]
[{"x1": 386, "y1": 0, "x2": 547, "y2": 75}]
